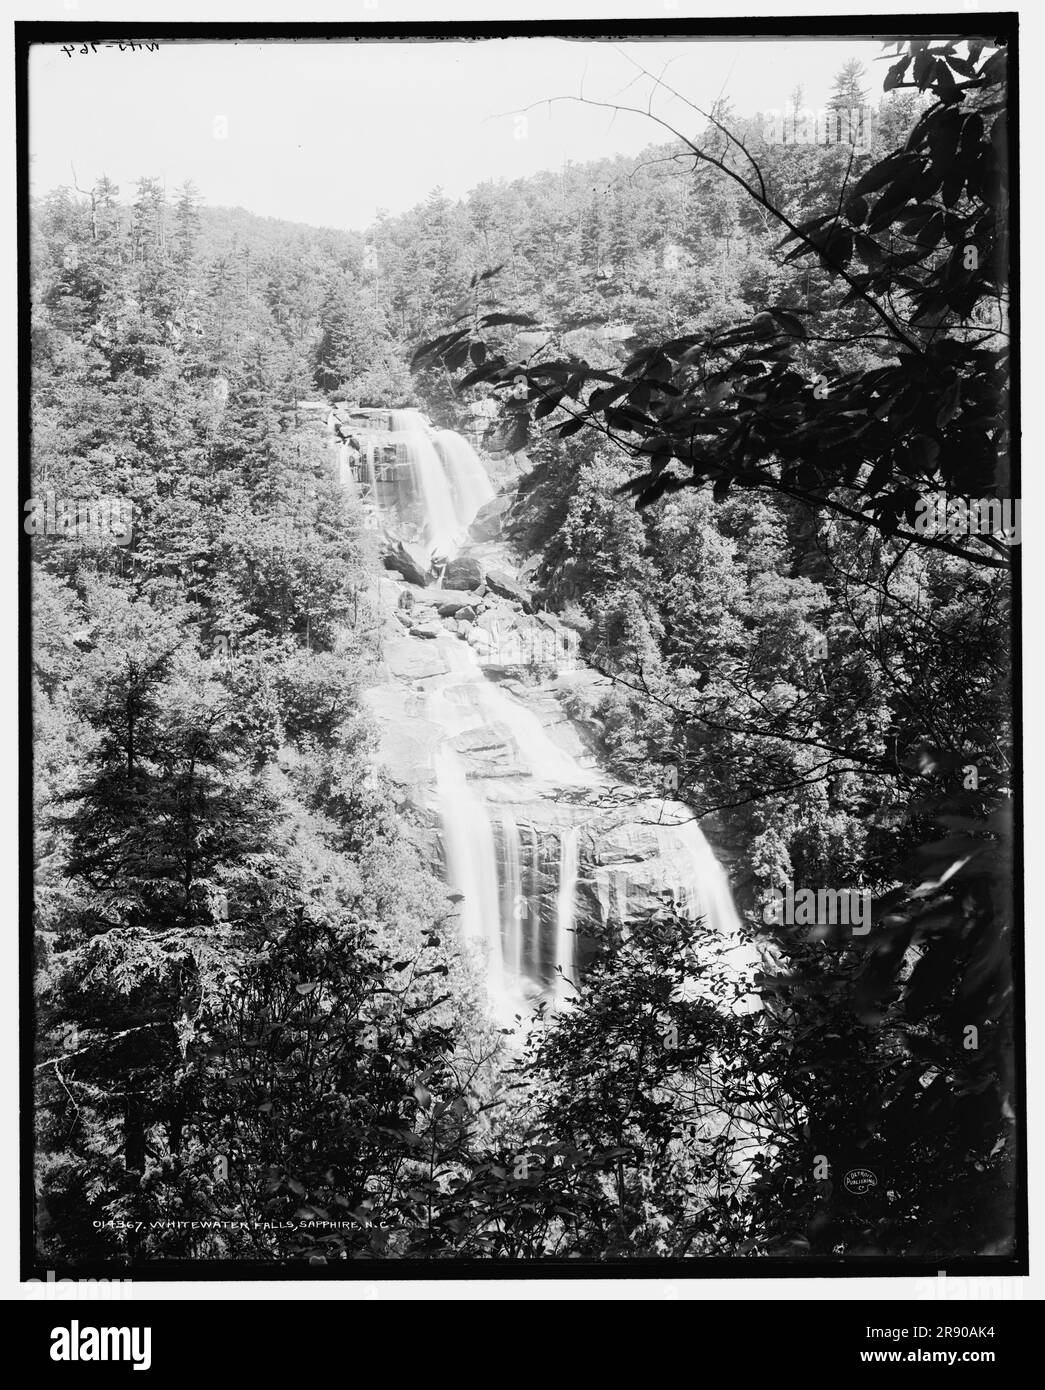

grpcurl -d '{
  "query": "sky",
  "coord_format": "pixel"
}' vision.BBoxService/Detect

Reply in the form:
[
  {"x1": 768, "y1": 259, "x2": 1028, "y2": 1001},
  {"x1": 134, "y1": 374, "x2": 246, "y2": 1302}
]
[{"x1": 30, "y1": 35, "x2": 892, "y2": 231}]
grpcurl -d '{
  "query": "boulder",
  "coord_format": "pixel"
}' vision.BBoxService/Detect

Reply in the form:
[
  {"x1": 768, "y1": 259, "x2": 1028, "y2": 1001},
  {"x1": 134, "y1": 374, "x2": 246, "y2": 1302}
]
[
  {"x1": 442, "y1": 555, "x2": 485, "y2": 590},
  {"x1": 486, "y1": 569, "x2": 534, "y2": 610},
  {"x1": 468, "y1": 494, "x2": 513, "y2": 543},
  {"x1": 456, "y1": 606, "x2": 477, "y2": 624},
  {"x1": 383, "y1": 541, "x2": 430, "y2": 588},
  {"x1": 409, "y1": 623, "x2": 443, "y2": 640}
]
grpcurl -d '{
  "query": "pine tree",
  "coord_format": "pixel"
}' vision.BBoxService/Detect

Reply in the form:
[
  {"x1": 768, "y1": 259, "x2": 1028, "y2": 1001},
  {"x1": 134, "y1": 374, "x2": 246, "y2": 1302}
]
[
  {"x1": 172, "y1": 180, "x2": 202, "y2": 267},
  {"x1": 827, "y1": 59, "x2": 870, "y2": 144}
]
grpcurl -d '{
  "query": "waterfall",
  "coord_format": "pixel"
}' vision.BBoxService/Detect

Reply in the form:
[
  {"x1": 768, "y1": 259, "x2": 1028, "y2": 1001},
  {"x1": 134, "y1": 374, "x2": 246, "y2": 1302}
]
[
  {"x1": 426, "y1": 639, "x2": 596, "y2": 1019},
  {"x1": 388, "y1": 427, "x2": 460, "y2": 559},
  {"x1": 421, "y1": 640, "x2": 756, "y2": 1017},
  {"x1": 499, "y1": 810, "x2": 524, "y2": 980},
  {"x1": 338, "y1": 406, "x2": 757, "y2": 1023},
  {"x1": 335, "y1": 407, "x2": 491, "y2": 559},
  {"x1": 433, "y1": 429, "x2": 495, "y2": 531},
  {"x1": 522, "y1": 821, "x2": 541, "y2": 980},
  {"x1": 663, "y1": 819, "x2": 742, "y2": 936},
  {"x1": 336, "y1": 441, "x2": 352, "y2": 490},
  {"x1": 433, "y1": 744, "x2": 506, "y2": 1003},
  {"x1": 553, "y1": 826, "x2": 580, "y2": 1007},
  {"x1": 361, "y1": 438, "x2": 377, "y2": 505}
]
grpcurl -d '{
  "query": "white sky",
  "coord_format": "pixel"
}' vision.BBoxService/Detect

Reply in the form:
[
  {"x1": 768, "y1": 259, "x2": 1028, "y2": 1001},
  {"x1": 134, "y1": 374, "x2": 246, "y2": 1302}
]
[{"x1": 31, "y1": 36, "x2": 892, "y2": 229}]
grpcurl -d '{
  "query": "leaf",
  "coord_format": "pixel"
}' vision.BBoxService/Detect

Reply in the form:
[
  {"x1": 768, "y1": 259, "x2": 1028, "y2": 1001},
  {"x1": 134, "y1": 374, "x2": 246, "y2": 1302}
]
[
  {"x1": 558, "y1": 417, "x2": 587, "y2": 437},
  {"x1": 913, "y1": 47, "x2": 935, "y2": 88},
  {"x1": 936, "y1": 379, "x2": 961, "y2": 427},
  {"x1": 295, "y1": 981, "x2": 319, "y2": 995},
  {"x1": 851, "y1": 153, "x2": 916, "y2": 199},
  {"x1": 533, "y1": 391, "x2": 565, "y2": 420},
  {"x1": 934, "y1": 58, "x2": 960, "y2": 104},
  {"x1": 883, "y1": 55, "x2": 912, "y2": 91},
  {"x1": 458, "y1": 361, "x2": 503, "y2": 390},
  {"x1": 776, "y1": 214, "x2": 834, "y2": 249},
  {"x1": 479, "y1": 312, "x2": 538, "y2": 328}
]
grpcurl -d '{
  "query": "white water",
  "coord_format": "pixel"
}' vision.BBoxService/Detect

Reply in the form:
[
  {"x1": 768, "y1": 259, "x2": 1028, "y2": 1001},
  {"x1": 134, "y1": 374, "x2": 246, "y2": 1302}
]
[
  {"x1": 553, "y1": 826, "x2": 580, "y2": 1007},
  {"x1": 424, "y1": 637, "x2": 598, "y2": 1019},
  {"x1": 419, "y1": 634, "x2": 755, "y2": 1018},
  {"x1": 498, "y1": 810, "x2": 524, "y2": 981},
  {"x1": 433, "y1": 430, "x2": 495, "y2": 531},
  {"x1": 342, "y1": 409, "x2": 492, "y2": 559},
  {"x1": 433, "y1": 742, "x2": 506, "y2": 1005}
]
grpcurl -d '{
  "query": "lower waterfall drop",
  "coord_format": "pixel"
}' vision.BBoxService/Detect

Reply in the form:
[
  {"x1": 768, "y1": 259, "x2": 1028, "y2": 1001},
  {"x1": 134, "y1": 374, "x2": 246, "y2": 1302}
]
[
  {"x1": 498, "y1": 810, "x2": 524, "y2": 981},
  {"x1": 553, "y1": 826, "x2": 581, "y2": 1007},
  {"x1": 433, "y1": 744, "x2": 506, "y2": 1006}
]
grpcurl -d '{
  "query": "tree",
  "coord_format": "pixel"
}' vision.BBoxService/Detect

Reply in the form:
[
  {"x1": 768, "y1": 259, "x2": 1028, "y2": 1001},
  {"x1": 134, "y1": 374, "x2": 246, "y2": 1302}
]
[{"x1": 172, "y1": 181, "x2": 202, "y2": 266}]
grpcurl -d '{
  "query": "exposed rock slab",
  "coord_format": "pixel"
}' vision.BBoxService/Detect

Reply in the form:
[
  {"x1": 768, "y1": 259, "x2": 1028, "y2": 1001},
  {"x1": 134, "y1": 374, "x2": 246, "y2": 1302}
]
[{"x1": 381, "y1": 636, "x2": 450, "y2": 681}]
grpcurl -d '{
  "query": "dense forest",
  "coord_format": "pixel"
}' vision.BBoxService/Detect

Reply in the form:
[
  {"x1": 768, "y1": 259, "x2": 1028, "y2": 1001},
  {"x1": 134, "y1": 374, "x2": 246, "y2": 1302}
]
[{"x1": 30, "y1": 38, "x2": 1016, "y2": 1264}]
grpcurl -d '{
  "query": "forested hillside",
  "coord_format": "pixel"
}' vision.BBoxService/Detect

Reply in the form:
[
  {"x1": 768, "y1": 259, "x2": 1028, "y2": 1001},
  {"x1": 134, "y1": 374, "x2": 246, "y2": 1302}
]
[{"x1": 30, "y1": 39, "x2": 1016, "y2": 1264}]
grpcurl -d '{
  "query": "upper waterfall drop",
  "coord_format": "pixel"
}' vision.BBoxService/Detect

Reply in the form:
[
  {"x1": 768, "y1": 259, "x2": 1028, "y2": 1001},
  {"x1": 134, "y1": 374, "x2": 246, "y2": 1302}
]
[
  {"x1": 432, "y1": 430, "x2": 495, "y2": 533},
  {"x1": 332, "y1": 404, "x2": 493, "y2": 561}
]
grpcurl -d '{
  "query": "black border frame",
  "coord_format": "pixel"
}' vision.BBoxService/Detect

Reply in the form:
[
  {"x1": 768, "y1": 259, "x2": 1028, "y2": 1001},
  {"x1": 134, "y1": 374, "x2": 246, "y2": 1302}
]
[{"x1": 17, "y1": 12, "x2": 1025, "y2": 1284}]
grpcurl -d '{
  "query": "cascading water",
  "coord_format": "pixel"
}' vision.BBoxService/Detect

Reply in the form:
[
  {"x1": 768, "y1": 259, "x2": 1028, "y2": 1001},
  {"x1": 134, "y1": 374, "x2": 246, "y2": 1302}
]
[
  {"x1": 432, "y1": 743, "x2": 506, "y2": 1004},
  {"x1": 498, "y1": 810, "x2": 524, "y2": 980},
  {"x1": 336, "y1": 406, "x2": 494, "y2": 559},
  {"x1": 553, "y1": 826, "x2": 580, "y2": 1006},
  {"x1": 389, "y1": 426, "x2": 461, "y2": 558},
  {"x1": 432, "y1": 430, "x2": 495, "y2": 532},
  {"x1": 334, "y1": 404, "x2": 756, "y2": 1023}
]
